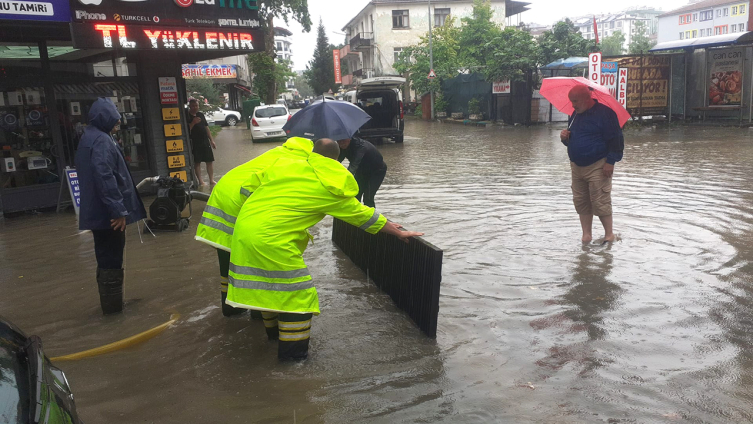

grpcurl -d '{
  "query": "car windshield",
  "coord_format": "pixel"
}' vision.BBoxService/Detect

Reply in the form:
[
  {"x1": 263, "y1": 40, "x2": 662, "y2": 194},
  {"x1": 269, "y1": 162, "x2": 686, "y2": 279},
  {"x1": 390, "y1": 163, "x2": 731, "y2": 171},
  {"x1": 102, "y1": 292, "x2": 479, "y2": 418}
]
[
  {"x1": 256, "y1": 107, "x2": 287, "y2": 118},
  {"x1": 0, "y1": 338, "x2": 29, "y2": 424}
]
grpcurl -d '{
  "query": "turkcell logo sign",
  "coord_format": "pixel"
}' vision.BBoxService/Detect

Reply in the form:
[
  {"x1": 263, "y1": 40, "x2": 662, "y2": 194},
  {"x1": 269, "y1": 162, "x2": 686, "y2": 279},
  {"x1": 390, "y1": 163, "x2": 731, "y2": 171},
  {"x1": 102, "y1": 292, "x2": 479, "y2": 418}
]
[{"x1": 0, "y1": 0, "x2": 70, "y2": 21}]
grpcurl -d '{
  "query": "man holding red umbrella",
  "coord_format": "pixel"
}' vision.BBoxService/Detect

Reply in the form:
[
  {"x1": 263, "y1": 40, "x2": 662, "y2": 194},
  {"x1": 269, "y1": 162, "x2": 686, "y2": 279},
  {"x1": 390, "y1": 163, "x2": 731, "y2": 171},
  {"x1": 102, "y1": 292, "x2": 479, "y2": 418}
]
[{"x1": 559, "y1": 85, "x2": 624, "y2": 244}]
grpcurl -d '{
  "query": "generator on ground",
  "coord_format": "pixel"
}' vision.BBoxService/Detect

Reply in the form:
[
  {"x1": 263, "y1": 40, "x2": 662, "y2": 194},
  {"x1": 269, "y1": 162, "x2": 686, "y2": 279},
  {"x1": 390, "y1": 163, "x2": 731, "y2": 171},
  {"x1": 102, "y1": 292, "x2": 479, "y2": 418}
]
[{"x1": 145, "y1": 176, "x2": 192, "y2": 232}]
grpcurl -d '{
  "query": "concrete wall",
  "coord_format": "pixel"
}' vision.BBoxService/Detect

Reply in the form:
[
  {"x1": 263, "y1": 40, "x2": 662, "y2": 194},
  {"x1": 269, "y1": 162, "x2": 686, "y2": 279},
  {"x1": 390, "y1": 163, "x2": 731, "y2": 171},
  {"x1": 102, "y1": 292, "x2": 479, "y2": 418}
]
[{"x1": 658, "y1": 2, "x2": 748, "y2": 43}]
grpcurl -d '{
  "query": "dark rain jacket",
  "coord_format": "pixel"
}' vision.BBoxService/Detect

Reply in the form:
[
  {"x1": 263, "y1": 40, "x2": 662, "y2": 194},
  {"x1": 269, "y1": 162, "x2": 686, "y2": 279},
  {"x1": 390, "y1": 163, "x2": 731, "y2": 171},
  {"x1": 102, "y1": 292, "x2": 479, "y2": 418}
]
[
  {"x1": 337, "y1": 137, "x2": 386, "y2": 179},
  {"x1": 75, "y1": 98, "x2": 146, "y2": 230}
]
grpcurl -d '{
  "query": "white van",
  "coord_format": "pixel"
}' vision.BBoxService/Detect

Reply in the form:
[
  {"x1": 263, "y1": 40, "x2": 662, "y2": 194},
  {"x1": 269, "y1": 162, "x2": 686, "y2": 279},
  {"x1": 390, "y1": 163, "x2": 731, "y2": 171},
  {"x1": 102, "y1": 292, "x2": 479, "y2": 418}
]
[{"x1": 353, "y1": 76, "x2": 405, "y2": 143}]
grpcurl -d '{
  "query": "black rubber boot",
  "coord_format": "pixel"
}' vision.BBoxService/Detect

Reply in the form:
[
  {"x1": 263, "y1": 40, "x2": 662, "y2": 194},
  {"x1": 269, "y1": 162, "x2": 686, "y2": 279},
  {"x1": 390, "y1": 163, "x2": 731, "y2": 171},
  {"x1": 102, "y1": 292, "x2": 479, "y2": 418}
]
[
  {"x1": 220, "y1": 291, "x2": 246, "y2": 317},
  {"x1": 97, "y1": 268, "x2": 124, "y2": 315}
]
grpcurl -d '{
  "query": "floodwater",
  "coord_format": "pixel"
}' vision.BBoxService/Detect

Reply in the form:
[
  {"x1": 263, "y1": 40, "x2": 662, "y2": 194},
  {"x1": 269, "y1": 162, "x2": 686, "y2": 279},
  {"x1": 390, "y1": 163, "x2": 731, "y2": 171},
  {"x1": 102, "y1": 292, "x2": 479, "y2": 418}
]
[{"x1": 2, "y1": 121, "x2": 753, "y2": 423}]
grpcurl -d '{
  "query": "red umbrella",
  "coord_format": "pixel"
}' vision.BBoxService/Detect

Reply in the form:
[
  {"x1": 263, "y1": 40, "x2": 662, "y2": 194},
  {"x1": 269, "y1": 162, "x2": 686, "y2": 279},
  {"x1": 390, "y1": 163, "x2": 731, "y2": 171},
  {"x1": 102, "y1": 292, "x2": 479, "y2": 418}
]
[{"x1": 540, "y1": 77, "x2": 631, "y2": 127}]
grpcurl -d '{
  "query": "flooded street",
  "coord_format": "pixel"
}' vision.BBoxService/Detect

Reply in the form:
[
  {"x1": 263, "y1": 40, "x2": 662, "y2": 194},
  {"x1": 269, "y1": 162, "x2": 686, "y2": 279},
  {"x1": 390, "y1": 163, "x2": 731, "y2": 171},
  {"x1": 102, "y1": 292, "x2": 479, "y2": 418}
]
[{"x1": 2, "y1": 120, "x2": 753, "y2": 423}]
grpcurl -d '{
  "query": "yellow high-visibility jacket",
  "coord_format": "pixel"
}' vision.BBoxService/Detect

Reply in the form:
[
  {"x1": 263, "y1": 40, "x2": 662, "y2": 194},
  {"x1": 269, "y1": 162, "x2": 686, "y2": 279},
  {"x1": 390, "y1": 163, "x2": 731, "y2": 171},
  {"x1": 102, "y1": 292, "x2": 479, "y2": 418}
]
[
  {"x1": 226, "y1": 150, "x2": 387, "y2": 315},
  {"x1": 194, "y1": 137, "x2": 313, "y2": 251}
]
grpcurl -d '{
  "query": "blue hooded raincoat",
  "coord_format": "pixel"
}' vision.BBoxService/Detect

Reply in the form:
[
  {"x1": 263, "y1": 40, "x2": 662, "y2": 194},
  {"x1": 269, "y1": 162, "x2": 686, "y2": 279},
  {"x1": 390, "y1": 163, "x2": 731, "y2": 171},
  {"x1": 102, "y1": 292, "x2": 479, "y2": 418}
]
[{"x1": 75, "y1": 98, "x2": 146, "y2": 230}]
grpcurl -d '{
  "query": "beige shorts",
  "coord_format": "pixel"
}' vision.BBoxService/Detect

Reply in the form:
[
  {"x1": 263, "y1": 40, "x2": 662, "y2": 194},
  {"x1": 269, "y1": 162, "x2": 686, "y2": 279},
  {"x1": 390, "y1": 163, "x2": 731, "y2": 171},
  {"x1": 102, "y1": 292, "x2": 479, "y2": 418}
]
[{"x1": 571, "y1": 158, "x2": 612, "y2": 217}]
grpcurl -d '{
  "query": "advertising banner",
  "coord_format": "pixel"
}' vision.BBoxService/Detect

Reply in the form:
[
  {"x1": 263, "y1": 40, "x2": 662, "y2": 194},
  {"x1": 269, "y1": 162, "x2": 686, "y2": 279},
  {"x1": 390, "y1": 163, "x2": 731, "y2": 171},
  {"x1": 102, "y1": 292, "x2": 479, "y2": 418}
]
[
  {"x1": 600, "y1": 61, "x2": 618, "y2": 98},
  {"x1": 617, "y1": 68, "x2": 628, "y2": 108},
  {"x1": 182, "y1": 64, "x2": 237, "y2": 79},
  {"x1": 0, "y1": 0, "x2": 70, "y2": 22},
  {"x1": 588, "y1": 52, "x2": 602, "y2": 85},
  {"x1": 708, "y1": 48, "x2": 743, "y2": 106},
  {"x1": 333, "y1": 49, "x2": 341, "y2": 84},
  {"x1": 159, "y1": 77, "x2": 178, "y2": 104},
  {"x1": 70, "y1": 0, "x2": 260, "y2": 29},
  {"x1": 71, "y1": 23, "x2": 264, "y2": 52},
  {"x1": 492, "y1": 80, "x2": 511, "y2": 94},
  {"x1": 616, "y1": 55, "x2": 671, "y2": 115},
  {"x1": 64, "y1": 168, "x2": 81, "y2": 215}
]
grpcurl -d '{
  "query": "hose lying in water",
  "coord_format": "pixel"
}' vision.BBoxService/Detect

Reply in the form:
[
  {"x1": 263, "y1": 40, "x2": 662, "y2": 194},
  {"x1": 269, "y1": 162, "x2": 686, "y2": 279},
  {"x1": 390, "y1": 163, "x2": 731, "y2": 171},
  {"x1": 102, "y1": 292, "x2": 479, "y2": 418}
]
[{"x1": 50, "y1": 314, "x2": 180, "y2": 362}]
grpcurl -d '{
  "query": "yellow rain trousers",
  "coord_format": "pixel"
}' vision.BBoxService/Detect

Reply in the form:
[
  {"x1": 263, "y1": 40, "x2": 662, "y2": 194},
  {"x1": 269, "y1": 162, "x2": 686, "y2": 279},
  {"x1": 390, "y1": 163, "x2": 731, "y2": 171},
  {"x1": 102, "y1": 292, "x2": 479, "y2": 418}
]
[{"x1": 226, "y1": 150, "x2": 387, "y2": 315}]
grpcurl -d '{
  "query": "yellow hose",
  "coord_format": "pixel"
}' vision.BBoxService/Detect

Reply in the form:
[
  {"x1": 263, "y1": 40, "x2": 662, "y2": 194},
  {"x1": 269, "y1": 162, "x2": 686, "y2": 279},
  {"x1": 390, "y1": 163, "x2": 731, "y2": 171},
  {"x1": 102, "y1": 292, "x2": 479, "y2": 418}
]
[{"x1": 50, "y1": 314, "x2": 180, "y2": 362}]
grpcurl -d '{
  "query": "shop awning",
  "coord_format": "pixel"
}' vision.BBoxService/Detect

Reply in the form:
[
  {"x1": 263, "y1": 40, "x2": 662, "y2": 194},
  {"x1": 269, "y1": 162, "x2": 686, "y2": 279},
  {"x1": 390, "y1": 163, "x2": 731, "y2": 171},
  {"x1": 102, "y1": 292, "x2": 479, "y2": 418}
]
[
  {"x1": 234, "y1": 84, "x2": 253, "y2": 94},
  {"x1": 541, "y1": 57, "x2": 588, "y2": 70},
  {"x1": 650, "y1": 32, "x2": 753, "y2": 52}
]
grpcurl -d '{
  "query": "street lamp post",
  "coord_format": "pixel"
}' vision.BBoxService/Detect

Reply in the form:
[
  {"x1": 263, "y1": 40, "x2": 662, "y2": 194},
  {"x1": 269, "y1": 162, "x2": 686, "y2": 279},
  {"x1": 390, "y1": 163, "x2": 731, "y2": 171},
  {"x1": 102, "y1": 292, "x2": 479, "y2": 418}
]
[{"x1": 428, "y1": 0, "x2": 434, "y2": 120}]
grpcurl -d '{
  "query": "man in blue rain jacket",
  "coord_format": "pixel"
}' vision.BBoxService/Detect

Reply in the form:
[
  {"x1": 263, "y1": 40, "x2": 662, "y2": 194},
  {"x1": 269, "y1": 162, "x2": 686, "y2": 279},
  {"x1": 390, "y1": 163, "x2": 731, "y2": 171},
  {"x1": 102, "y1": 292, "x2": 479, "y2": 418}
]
[{"x1": 75, "y1": 97, "x2": 146, "y2": 315}]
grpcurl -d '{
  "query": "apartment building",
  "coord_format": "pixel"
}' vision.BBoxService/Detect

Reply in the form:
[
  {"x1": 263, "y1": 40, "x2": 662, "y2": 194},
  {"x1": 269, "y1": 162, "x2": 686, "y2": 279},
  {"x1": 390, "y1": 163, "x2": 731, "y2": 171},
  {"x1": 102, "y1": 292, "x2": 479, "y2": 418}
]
[
  {"x1": 657, "y1": 0, "x2": 749, "y2": 43},
  {"x1": 339, "y1": 0, "x2": 530, "y2": 87},
  {"x1": 574, "y1": 7, "x2": 662, "y2": 52}
]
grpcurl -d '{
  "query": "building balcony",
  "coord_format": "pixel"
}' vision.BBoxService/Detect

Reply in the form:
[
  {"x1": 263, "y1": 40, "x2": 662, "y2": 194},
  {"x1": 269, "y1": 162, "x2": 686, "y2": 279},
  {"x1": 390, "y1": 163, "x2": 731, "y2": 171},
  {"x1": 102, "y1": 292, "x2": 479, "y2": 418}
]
[
  {"x1": 350, "y1": 32, "x2": 373, "y2": 51},
  {"x1": 340, "y1": 45, "x2": 359, "y2": 57},
  {"x1": 341, "y1": 74, "x2": 353, "y2": 86}
]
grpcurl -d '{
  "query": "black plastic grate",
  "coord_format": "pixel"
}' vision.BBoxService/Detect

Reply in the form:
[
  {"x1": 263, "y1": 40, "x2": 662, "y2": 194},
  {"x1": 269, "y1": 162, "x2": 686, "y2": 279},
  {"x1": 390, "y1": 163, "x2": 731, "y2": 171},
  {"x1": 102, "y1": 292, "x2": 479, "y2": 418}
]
[{"x1": 332, "y1": 219, "x2": 443, "y2": 338}]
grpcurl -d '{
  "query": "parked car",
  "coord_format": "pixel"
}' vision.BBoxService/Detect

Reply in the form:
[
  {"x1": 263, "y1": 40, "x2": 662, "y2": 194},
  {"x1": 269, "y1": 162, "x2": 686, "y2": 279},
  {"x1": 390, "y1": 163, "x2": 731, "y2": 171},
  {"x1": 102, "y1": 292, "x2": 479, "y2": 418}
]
[
  {"x1": 250, "y1": 104, "x2": 291, "y2": 141},
  {"x1": 354, "y1": 76, "x2": 405, "y2": 143},
  {"x1": 0, "y1": 315, "x2": 83, "y2": 424},
  {"x1": 205, "y1": 107, "x2": 242, "y2": 127},
  {"x1": 290, "y1": 99, "x2": 306, "y2": 109}
]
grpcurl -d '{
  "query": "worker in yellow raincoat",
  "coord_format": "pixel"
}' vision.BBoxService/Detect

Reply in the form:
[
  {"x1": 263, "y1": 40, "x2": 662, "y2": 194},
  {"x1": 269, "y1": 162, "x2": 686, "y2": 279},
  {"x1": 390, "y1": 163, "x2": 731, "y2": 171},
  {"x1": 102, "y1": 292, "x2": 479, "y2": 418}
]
[
  {"x1": 195, "y1": 137, "x2": 313, "y2": 317},
  {"x1": 228, "y1": 139, "x2": 422, "y2": 360}
]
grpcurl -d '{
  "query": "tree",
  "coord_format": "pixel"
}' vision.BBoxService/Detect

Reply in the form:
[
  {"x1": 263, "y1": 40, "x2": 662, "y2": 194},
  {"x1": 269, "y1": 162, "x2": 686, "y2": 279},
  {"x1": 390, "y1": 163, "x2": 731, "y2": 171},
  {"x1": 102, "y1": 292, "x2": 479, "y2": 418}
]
[
  {"x1": 293, "y1": 72, "x2": 314, "y2": 98},
  {"x1": 628, "y1": 21, "x2": 656, "y2": 54},
  {"x1": 185, "y1": 78, "x2": 221, "y2": 112},
  {"x1": 304, "y1": 19, "x2": 339, "y2": 96},
  {"x1": 255, "y1": 0, "x2": 312, "y2": 104},
  {"x1": 458, "y1": 0, "x2": 502, "y2": 71},
  {"x1": 248, "y1": 54, "x2": 295, "y2": 101},
  {"x1": 484, "y1": 27, "x2": 539, "y2": 83},
  {"x1": 601, "y1": 30, "x2": 626, "y2": 56},
  {"x1": 394, "y1": 16, "x2": 461, "y2": 96},
  {"x1": 538, "y1": 19, "x2": 591, "y2": 66}
]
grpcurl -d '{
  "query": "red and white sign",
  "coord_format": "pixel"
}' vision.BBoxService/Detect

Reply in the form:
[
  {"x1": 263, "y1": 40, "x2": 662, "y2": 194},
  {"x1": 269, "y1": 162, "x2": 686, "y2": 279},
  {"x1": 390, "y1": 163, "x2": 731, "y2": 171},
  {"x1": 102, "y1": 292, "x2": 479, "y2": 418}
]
[
  {"x1": 617, "y1": 68, "x2": 628, "y2": 108},
  {"x1": 588, "y1": 52, "x2": 602, "y2": 85},
  {"x1": 159, "y1": 77, "x2": 178, "y2": 104},
  {"x1": 333, "y1": 49, "x2": 342, "y2": 84},
  {"x1": 492, "y1": 80, "x2": 511, "y2": 94},
  {"x1": 427, "y1": 69, "x2": 437, "y2": 79}
]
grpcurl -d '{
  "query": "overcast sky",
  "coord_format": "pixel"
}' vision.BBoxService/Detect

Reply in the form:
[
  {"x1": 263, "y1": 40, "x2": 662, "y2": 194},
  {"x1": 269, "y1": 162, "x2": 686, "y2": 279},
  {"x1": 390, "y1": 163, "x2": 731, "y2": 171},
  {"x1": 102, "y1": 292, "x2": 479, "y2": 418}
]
[{"x1": 286, "y1": 0, "x2": 692, "y2": 71}]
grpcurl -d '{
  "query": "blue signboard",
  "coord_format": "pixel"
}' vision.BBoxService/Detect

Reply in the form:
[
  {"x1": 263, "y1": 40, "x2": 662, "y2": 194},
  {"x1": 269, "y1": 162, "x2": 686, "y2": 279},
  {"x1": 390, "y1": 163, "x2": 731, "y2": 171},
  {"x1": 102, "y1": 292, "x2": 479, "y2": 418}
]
[
  {"x1": 0, "y1": 0, "x2": 70, "y2": 22},
  {"x1": 65, "y1": 167, "x2": 81, "y2": 215}
]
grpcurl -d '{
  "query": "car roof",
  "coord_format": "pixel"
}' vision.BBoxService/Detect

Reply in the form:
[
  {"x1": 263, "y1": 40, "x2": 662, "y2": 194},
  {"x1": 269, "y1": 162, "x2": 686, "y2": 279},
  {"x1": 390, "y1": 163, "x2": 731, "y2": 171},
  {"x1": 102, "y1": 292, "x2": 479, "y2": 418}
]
[{"x1": 256, "y1": 104, "x2": 288, "y2": 109}]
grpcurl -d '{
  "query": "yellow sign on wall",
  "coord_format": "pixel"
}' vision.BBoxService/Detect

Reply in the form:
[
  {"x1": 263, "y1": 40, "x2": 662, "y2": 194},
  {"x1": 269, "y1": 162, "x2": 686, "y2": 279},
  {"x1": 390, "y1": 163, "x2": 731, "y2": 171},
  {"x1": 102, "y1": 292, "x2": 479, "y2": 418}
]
[
  {"x1": 166, "y1": 139, "x2": 184, "y2": 153},
  {"x1": 170, "y1": 170, "x2": 188, "y2": 182},
  {"x1": 167, "y1": 155, "x2": 185, "y2": 169},
  {"x1": 164, "y1": 124, "x2": 182, "y2": 137},
  {"x1": 162, "y1": 107, "x2": 181, "y2": 121}
]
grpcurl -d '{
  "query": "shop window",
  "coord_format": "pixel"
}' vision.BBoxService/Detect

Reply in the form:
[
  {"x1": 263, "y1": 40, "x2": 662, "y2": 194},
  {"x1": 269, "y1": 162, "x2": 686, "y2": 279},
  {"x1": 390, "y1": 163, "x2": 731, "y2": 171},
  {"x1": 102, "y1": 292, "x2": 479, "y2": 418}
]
[
  {"x1": 0, "y1": 87, "x2": 58, "y2": 188},
  {"x1": 55, "y1": 82, "x2": 149, "y2": 172},
  {"x1": 0, "y1": 43, "x2": 43, "y2": 79},
  {"x1": 392, "y1": 10, "x2": 409, "y2": 29}
]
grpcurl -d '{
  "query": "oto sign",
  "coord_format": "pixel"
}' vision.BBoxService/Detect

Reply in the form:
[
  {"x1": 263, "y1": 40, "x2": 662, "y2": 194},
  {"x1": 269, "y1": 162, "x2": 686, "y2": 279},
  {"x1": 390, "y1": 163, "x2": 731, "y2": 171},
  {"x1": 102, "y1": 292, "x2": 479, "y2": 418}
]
[
  {"x1": 617, "y1": 68, "x2": 628, "y2": 108},
  {"x1": 589, "y1": 52, "x2": 602, "y2": 85},
  {"x1": 601, "y1": 61, "x2": 618, "y2": 98}
]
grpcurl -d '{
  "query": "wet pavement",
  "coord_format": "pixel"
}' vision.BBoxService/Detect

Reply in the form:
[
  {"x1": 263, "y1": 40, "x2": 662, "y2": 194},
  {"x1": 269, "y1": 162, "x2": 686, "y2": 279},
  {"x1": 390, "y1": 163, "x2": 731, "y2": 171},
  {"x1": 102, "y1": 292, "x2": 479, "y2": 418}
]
[{"x1": 2, "y1": 122, "x2": 753, "y2": 423}]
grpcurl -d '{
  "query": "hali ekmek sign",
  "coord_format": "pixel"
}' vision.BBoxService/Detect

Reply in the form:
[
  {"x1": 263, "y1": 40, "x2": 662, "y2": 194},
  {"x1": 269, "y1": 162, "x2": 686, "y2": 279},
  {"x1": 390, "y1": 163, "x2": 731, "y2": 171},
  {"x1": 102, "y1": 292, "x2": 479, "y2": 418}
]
[{"x1": 182, "y1": 64, "x2": 237, "y2": 79}]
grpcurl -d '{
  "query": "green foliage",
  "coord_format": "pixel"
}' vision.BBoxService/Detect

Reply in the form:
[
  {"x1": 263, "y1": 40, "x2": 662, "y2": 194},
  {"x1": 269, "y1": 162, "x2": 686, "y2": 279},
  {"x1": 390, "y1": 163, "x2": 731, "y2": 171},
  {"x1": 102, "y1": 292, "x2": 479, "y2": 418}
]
[
  {"x1": 484, "y1": 27, "x2": 539, "y2": 83},
  {"x1": 601, "y1": 30, "x2": 626, "y2": 56},
  {"x1": 538, "y1": 19, "x2": 591, "y2": 66},
  {"x1": 458, "y1": 0, "x2": 502, "y2": 70},
  {"x1": 209, "y1": 125, "x2": 222, "y2": 139},
  {"x1": 394, "y1": 16, "x2": 461, "y2": 95},
  {"x1": 186, "y1": 78, "x2": 221, "y2": 112},
  {"x1": 468, "y1": 97, "x2": 481, "y2": 115},
  {"x1": 258, "y1": 0, "x2": 312, "y2": 32},
  {"x1": 414, "y1": 104, "x2": 423, "y2": 117},
  {"x1": 247, "y1": 54, "x2": 295, "y2": 102},
  {"x1": 293, "y1": 73, "x2": 314, "y2": 98},
  {"x1": 434, "y1": 92, "x2": 449, "y2": 113},
  {"x1": 628, "y1": 21, "x2": 656, "y2": 54},
  {"x1": 304, "y1": 19, "x2": 340, "y2": 96}
]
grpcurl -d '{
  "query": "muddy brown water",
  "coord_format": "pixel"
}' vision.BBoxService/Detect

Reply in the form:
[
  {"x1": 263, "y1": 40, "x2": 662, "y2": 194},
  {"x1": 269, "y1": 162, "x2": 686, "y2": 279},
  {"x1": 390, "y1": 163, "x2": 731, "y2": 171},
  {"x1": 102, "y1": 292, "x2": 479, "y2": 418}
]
[{"x1": 1, "y1": 122, "x2": 753, "y2": 423}]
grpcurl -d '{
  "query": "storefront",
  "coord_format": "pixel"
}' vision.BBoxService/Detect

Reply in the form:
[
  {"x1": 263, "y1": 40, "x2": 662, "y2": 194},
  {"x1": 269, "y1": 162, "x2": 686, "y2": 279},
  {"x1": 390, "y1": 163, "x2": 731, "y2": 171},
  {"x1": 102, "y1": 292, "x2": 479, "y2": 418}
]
[{"x1": 0, "y1": 0, "x2": 264, "y2": 214}]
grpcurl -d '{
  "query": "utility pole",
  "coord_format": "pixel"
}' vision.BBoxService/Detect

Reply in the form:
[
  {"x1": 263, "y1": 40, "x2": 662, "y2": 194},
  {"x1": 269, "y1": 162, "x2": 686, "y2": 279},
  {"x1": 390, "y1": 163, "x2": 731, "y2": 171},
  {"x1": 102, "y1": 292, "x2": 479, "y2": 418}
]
[{"x1": 428, "y1": 0, "x2": 434, "y2": 120}]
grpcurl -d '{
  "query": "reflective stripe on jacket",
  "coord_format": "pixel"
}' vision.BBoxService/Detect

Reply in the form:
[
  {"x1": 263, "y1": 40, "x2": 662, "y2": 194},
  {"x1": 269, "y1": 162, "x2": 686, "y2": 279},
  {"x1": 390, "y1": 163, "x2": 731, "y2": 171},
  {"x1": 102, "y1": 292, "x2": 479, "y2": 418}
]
[
  {"x1": 195, "y1": 137, "x2": 313, "y2": 251},
  {"x1": 227, "y1": 151, "x2": 387, "y2": 315}
]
